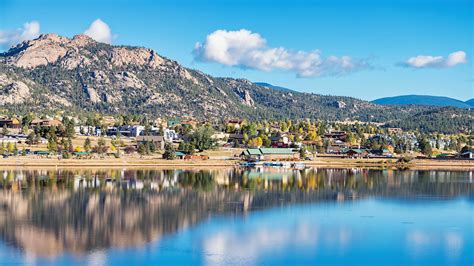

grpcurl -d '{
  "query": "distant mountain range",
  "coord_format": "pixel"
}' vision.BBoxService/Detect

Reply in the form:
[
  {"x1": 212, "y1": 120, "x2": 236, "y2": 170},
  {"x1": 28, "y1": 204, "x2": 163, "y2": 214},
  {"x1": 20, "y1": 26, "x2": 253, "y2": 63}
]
[
  {"x1": 254, "y1": 82, "x2": 294, "y2": 92},
  {"x1": 466, "y1": 98, "x2": 474, "y2": 106},
  {"x1": 372, "y1": 95, "x2": 473, "y2": 108}
]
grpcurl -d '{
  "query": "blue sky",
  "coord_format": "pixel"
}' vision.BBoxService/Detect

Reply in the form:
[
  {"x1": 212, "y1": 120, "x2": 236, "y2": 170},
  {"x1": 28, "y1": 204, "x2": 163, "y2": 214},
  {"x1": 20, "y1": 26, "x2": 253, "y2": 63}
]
[{"x1": 1, "y1": 0, "x2": 473, "y2": 100}]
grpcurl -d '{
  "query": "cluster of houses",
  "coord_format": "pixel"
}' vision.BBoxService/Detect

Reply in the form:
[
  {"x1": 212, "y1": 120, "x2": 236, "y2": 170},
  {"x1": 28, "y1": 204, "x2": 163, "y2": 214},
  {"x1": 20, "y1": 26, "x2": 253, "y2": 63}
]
[
  {"x1": 0, "y1": 115, "x2": 472, "y2": 160},
  {"x1": 0, "y1": 117, "x2": 59, "y2": 145},
  {"x1": 0, "y1": 117, "x2": 62, "y2": 129}
]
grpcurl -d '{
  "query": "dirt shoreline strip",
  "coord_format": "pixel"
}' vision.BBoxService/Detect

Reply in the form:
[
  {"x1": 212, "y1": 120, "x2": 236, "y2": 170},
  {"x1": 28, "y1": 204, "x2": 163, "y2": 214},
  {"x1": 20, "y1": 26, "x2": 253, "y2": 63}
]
[{"x1": 0, "y1": 157, "x2": 472, "y2": 170}]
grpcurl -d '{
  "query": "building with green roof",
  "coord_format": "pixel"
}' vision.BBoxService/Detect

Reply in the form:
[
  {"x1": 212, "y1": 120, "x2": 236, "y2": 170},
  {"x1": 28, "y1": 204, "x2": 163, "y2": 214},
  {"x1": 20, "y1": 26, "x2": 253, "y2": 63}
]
[{"x1": 241, "y1": 148, "x2": 298, "y2": 161}]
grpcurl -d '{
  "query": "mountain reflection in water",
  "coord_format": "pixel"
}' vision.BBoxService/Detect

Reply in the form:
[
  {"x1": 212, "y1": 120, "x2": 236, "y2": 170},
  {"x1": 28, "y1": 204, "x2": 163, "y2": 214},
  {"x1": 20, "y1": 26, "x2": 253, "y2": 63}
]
[{"x1": 0, "y1": 168, "x2": 471, "y2": 259}]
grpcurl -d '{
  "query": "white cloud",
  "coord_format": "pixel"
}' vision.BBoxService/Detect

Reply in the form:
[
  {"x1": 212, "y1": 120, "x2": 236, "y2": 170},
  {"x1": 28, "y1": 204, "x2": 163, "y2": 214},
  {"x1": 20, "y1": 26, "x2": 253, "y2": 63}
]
[
  {"x1": 0, "y1": 21, "x2": 41, "y2": 49},
  {"x1": 446, "y1": 51, "x2": 467, "y2": 66},
  {"x1": 194, "y1": 29, "x2": 370, "y2": 77},
  {"x1": 402, "y1": 51, "x2": 467, "y2": 68},
  {"x1": 84, "y1": 19, "x2": 112, "y2": 44}
]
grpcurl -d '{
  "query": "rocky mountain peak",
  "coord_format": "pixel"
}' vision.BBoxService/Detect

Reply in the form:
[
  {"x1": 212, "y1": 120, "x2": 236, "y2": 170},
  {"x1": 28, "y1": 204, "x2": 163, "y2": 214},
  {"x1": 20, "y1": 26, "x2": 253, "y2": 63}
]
[
  {"x1": 1, "y1": 33, "x2": 170, "y2": 70},
  {"x1": 71, "y1": 34, "x2": 97, "y2": 46}
]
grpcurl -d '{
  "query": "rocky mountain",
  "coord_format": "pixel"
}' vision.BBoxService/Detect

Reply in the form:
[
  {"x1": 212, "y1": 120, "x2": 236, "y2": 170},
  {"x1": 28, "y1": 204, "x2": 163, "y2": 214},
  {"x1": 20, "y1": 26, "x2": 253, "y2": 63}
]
[
  {"x1": 372, "y1": 95, "x2": 472, "y2": 109},
  {"x1": 0, "y1": 34, "x2": 472, "y2": 133}
]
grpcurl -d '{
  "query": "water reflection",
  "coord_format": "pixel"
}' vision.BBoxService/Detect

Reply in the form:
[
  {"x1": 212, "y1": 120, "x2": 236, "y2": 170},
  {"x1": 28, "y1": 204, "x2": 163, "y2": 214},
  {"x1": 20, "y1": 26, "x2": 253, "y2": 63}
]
[{"x1": 0, "y1": 167, "x2": 472, "y2": 259}]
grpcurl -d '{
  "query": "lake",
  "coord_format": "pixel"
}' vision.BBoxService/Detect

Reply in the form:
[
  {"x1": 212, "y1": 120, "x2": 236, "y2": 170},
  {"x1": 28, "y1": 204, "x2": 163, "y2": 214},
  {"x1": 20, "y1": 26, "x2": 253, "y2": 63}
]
[{"x1": 0, "y1": 167, "x2": 472, "y2": 265}]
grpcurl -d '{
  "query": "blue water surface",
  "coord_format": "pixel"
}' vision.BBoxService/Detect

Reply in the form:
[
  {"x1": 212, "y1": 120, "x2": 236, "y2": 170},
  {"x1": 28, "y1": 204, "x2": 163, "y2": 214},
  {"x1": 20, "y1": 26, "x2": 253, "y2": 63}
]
[
  {"x1": 0, "y1": 168, "x2": 472, "y2": 265},
  {"x1": 2, "y1": 199, "x2": 472, "y2": 266}
]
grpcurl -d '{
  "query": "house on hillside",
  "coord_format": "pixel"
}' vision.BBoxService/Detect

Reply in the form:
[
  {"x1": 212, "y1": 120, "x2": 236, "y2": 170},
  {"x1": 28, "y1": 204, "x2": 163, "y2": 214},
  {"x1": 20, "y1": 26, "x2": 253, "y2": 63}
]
[
  {"x1": 228, "y1": 133, "x2": 244, "y2": 144},
  {"x1": 327, "y1": 140, "x2": 348, "y2": 154},
  {"x1": 324, "y1": 131, "x2": 347, "y2": 142},
  {"x1": 271, "y1": 134, "x2": 290, "y2": 148},
  {"x1": 164, "y1": 128, "x2": 179, "y2": 142},
  {"x1": 241, "y1": 148, "x2": 299, "y2": 161},
  {"x1": 30, "y1": 119, "x2": 62, "y2": 128},
  {"x1": 0, "y1": 118, "x2": 21, "y2": 129},
  {"x1": 167, "y1": 119, "x2": 181, "y2": 128},
  {"x1": 181, "y1": 119, "x2": 198, "y2": 128},
  {"x1": 75, "y1": 126, "x2": 101, "y2": 136},
  {"x1": 227, "y1": 119, "x2": 243, "y2": 130}
]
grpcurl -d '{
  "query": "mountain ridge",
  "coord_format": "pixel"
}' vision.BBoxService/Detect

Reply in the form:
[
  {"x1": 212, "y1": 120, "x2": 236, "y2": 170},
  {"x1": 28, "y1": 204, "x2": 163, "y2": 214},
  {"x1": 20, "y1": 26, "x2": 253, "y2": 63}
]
[
  {"x1": 254, "y1": 82, "x2": 294, "y2": 92},
  {"x1": 372, "y1": 95, "x2": 472, "y2": 108},
  {"x1": 0, "y1": 33, "x2": 472, "y2": 133},
  {"x1": 465, "y1": 98, "x2": 474, "y2": 106}
]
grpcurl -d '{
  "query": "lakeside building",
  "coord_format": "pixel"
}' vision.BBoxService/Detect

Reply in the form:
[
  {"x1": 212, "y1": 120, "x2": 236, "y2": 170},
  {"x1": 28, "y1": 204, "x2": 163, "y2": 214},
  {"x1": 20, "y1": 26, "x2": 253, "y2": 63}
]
[
  {"x1": 460, "y1": 151, "x2": 473, "y2": 159},
  {"x1": 343, "y1": 148, "x2": 370, "y2": 158},
  {"x1": 241, "y1": 148, "x2": 299, "y2": 161}
]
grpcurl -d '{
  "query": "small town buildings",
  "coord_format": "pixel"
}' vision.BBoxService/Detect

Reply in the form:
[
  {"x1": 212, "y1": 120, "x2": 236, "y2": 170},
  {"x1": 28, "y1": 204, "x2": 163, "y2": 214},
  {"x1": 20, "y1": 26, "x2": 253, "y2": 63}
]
[
  {"x1": 271, "y1": 134, "x2": 290, "y2": 148},
  {"x1": 212, "y1": 132, "x2": 230, "y2": 145},
  {"x1": 327, "y1": 140, "x2": 348, "y2": 154},
  {"x1": 0, "y1": 118, "x2": 21, "y2": 129},
  {"x1": 324, "y1": 131, "x2": 347, "y2": 142},
  {"x1": 228, "y1": 133, "x2": 244, "y2": 144},
  {"x1": 460, "y1": 151, "x2": 473, "y2": 159},
  {"x1": 136, "y1": 136, "x2": 165, "y2": 150},
  {"x1": 241, "y1": 148, "x2": 299, "y2": 161},
  {"x1": 167, "y1": 119, "x2": 181, "y2": 128},
  {"x1": 370, "y1": 149, "x2": 393, "y2": 157},
  {"x1": 175, "y1": 151, "x2": 186, "y2": 159},
  {"x1": 107, "y1": 125, "x2": 144, "y2": 137},
  {"x1": 75, "y1": 126, "x2": 101, "y2": 136},
  {"x1": 180, "y1": 119, "x2": 198, "y2": 128},
  {"x1": 0, "y1": 134, "x2": 28, "y2": 143},
  {"x1": 164, "y1": 128, "x2": 179, "y2": 142},
  {"x1": 227, "y1": 119, "x2": 243, "y2": 129},
  {"x1": 30, "y1": 119, "x2": 62, "y2": 128},
  {"x1": 344, "y1": 148, "x2": 370, "y2": 158}
]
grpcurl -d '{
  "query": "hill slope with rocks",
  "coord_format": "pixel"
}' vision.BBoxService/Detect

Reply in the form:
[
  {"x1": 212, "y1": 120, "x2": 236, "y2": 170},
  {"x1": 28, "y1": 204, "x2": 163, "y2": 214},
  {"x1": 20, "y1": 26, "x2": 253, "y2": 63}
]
[{"x1": 0, "y1": 34, "x2": 472, "y2": 133}]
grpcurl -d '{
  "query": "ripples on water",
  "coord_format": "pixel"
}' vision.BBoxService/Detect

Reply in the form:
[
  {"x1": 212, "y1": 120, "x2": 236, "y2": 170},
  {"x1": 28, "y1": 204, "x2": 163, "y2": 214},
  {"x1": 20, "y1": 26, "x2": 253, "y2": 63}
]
[{"x1": 0, "y1": 167, "x2": 472, "y2": 265}]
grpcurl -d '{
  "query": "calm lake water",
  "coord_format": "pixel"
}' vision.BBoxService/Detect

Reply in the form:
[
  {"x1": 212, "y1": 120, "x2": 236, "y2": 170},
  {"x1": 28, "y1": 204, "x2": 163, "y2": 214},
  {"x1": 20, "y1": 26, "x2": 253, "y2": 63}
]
[{"x1": 0, "y1": 167, "x2": 472, "y2": 265}]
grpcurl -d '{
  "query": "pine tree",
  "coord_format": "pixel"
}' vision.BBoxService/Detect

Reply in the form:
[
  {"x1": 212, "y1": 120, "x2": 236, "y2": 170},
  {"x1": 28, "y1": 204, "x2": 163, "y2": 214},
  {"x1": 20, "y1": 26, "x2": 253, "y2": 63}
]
[{"x1": 83, "y1": 137, "x2": 92, "y2": 152}]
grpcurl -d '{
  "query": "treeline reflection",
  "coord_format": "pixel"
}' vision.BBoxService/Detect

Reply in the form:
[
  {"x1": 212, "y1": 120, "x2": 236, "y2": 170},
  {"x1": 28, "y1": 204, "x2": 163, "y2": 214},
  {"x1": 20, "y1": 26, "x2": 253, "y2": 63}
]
[{"x1": 0, "y1": 168, "x2": 471, "y2": 257}]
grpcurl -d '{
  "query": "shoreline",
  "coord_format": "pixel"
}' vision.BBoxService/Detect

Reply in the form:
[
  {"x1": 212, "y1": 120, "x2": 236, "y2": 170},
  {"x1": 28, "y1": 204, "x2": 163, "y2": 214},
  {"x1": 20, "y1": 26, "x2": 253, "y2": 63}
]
[{"x1": 0, "y1": 157, "x2": 472, "y2": 170}]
